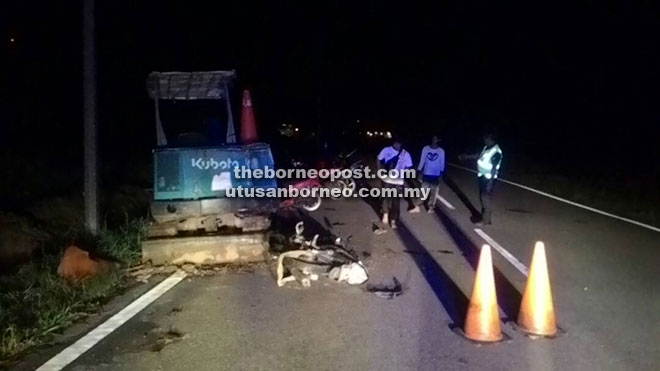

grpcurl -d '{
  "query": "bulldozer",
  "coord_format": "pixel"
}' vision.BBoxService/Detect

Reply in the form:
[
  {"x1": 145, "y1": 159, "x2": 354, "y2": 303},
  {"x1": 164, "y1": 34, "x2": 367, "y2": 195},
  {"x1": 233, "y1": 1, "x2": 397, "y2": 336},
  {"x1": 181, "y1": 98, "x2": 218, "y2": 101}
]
[{"x1": 141, "y1": 70, "x2": 277, "y2": 265}]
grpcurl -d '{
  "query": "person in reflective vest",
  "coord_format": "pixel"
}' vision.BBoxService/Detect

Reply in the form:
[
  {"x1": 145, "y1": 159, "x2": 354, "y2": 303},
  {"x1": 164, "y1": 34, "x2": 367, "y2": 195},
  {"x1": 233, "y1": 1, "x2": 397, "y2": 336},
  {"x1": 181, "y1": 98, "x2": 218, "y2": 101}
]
[{"x1": 460, "y1": 132, "x2": 502, "y2": 225}]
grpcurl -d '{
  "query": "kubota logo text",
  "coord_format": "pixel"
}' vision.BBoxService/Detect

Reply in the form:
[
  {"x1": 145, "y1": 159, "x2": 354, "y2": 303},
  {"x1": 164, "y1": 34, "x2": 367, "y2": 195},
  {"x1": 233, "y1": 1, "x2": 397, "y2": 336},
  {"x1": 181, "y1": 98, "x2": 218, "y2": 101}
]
[{"x1": 191, "y1": 158, "x2": 240, "y2": 170}]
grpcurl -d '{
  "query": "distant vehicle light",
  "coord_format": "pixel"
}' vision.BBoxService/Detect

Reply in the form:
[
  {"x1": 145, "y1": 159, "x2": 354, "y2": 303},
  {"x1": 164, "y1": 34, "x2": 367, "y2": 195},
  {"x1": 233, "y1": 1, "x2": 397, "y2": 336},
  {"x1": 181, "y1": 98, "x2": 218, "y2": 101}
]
[{"x1": 295, "y1": 128, "x2": 299, "y2": 132}]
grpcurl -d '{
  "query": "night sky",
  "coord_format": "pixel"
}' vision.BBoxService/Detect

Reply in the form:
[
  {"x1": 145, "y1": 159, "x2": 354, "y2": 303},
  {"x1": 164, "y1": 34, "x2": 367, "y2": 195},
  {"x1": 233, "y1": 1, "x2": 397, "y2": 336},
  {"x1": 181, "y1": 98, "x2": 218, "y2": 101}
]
[{"x1": 2, "y1": 1, "x2": 660, "y2": 182}]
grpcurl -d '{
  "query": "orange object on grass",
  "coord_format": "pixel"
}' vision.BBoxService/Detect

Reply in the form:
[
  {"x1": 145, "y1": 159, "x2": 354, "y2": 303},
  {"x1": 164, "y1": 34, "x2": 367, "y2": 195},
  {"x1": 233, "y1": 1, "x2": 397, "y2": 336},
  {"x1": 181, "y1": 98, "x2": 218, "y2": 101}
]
[{"x1": 57, "y1": 245, "x2": 112, "y2": 282}]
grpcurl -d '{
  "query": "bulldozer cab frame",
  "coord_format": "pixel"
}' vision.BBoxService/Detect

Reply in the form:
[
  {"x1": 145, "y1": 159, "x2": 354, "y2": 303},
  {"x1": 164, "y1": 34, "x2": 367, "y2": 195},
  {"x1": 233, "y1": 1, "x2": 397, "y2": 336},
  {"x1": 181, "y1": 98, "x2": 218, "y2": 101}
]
[
  {"x1": 146, "y1": 70, "x2": 238, "y2": 146},
  {"x1": 144, "y1": 70, "x2": 277, "y2": 220}
]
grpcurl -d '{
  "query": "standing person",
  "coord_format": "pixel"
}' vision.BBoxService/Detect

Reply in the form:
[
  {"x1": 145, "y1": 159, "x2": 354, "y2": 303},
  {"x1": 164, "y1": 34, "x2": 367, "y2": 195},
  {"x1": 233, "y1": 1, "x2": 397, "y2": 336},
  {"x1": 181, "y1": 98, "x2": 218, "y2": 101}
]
[
  {"x1": 413, "y1": 135, "x2": 445, "y2": 213},
  {"x1": 460, "y1": 132, "x2": 502, "y2": 225},
  {"x1": 377, "y1": 138, "x2": 413, "y2": 229}
]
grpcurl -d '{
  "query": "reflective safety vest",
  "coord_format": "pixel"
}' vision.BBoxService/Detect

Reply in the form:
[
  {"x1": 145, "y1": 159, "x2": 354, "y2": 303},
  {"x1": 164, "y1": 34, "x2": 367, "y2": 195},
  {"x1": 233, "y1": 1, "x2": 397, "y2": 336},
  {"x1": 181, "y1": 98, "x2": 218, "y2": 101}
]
[{"x1": 477, "y1": 144, "x2": 502, "y2": 179}]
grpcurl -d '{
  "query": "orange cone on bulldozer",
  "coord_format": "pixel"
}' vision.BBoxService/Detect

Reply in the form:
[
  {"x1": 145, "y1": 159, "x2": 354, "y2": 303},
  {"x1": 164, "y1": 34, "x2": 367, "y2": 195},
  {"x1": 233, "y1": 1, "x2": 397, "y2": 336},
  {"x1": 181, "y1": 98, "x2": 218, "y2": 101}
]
[
  {"x1": 517, "y1": 241, "x2": 557, "y2": 337},
  {"x1": 464, "y1": 244, "x2": 503, "y2": 342},
  {"x1": 240, "y1": 89, "x2": 258, "y2": 144}
]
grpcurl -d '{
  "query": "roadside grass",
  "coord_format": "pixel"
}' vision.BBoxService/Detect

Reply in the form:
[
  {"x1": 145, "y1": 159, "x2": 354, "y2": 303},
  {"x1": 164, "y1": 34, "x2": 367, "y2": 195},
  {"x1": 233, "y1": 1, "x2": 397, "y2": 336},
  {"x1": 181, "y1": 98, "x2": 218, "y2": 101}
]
[
  {"x1": 97, "y1": 218, "x2": 147, "y2": 266},
  {"x1": 0, "y1": 219, "x2": 146, "y2": 366}
]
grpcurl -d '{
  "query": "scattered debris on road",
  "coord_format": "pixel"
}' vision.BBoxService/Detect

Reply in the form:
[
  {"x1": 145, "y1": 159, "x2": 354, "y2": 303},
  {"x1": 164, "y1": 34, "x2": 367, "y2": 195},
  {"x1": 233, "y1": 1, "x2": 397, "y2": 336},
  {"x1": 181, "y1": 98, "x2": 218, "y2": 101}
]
[
  {"x1": 181, "y1": 263, "x2": 200, "y2": 275},
  {"x1": 167, "y1": 306, "x2": 183, "y2": 316},
  {"x1": 143, "y1": 326, "x2": 189, "y2": 352},
  {"x1": 127, "y1": 262, "x2": 262, "y2": 282},
  {"x1": 276, "y1": 250, "x2": 323, "y2": 287},
  {"x1": 128, "y1": 264, "x2": 177, "y2": 282},
  {"x1": 275, "y1": 222, "x2": 369, "y2": 288},
  {"x1": 402, "y1": 249, "x2": 425, "y2": 256},
  {"x1": 328, "y1": 262, "x2": 368, "y2": 285},
  {"x1": 372, "y1": 223, "x2": 387, "y2": 235},
  {"x1": 366, "y1": 277, "x2": 405, "y2": 299}
]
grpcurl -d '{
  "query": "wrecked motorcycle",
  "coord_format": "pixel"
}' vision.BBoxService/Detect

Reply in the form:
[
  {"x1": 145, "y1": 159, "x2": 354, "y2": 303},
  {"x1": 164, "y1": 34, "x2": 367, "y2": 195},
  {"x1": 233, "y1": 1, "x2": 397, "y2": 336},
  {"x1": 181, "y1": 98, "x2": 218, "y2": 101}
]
[
  {"x1": 317, "y1": 149, "x2": 363, "y2": 200},
  {"x1": 278, "y1": 159, "x2": 323, "y2": 212},
  {"x1": 276, "y1": 222, "x2": 368, "y2": 287}
]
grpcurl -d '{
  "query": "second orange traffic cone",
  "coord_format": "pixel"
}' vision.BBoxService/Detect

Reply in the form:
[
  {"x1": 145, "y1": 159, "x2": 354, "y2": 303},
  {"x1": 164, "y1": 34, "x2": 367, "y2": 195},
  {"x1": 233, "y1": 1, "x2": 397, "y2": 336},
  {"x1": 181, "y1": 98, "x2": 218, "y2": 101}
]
[
  {"x1": 464, "y1": 245, "x2": 503, "y2": 342},
  {"x1": 517, "y1": 241, "x2": 557, "y2": 336},
  {"x1": 240, "y1": 89, "x2": 258, "y2": 144}
]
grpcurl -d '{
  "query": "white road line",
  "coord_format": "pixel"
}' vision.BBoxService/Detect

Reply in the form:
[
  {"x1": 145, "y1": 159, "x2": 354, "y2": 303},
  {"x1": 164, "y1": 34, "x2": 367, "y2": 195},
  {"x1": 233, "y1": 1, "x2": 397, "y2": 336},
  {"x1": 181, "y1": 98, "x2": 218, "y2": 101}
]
[
  {"x1": 474, "y1": 228, "x2": 529, "y2": 277},
  {"x1": 448, "y1": 163, "x2": 660, "y2": 234},
  {"x1": 37, "y1": 270, "x2": 188, "y2": 371},
  {"x1": 436, "y1": 194, "x2": 456, "y2": 210}
]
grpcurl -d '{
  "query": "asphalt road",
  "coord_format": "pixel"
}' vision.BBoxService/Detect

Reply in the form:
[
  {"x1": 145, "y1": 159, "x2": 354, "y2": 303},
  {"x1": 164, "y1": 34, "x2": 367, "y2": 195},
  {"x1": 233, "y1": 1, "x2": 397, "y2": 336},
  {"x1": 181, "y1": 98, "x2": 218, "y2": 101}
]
[{"x1": 24, "y1": 167, "x2": 660, "y2": 371}]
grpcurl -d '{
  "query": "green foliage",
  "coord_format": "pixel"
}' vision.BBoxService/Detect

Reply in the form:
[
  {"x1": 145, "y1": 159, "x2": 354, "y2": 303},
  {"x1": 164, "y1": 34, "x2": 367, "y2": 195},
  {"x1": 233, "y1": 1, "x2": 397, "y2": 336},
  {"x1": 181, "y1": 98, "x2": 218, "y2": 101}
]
[
  {"x1": 0, "y1": 219, "x2": 145, "y2": 366},
  {"x1": 97, "y1": 218, "x2": 147, "y2": 266}
]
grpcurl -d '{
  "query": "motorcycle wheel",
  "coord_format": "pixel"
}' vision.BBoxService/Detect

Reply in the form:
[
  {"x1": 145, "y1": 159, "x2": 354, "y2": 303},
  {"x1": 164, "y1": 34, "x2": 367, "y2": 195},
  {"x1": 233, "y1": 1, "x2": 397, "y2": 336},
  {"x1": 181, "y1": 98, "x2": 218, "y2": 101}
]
[
  {"x1": 300, "y1": 195, "x2": 322, "y2": 211},
  {"x1": 328, "y1": 179, "x2": 347, "y2": 200},
  {"x1": 344, "y1": 178, "x2": 356, "y2": 193}
]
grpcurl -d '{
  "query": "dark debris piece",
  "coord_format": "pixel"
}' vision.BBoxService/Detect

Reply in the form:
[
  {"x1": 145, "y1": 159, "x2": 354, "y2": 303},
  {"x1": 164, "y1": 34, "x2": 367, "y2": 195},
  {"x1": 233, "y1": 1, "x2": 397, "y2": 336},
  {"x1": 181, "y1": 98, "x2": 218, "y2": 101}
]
[
  {"x1": 372, "y1": 223, "x2": 387, "y2": 235},
  {"x1": 167, "y1": 306, "x2": 183, "y2": 315},
  {"x1": 366, "y1": 277, "x2": 405, "y2": 299}
]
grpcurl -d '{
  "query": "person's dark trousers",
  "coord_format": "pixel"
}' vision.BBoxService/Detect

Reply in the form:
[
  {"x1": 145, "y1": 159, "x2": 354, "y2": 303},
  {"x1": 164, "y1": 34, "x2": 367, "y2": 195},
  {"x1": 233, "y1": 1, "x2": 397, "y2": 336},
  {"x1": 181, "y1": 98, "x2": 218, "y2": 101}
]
[
  {"x1": 478, "y1": 176, "x2": 496, "y2": 224},
  {"x1": 381, "y1": 182, "x2": 402, "y2": 221},
  {"x1": 406, "y1": 177, "x2": 422, "y2": 209}
]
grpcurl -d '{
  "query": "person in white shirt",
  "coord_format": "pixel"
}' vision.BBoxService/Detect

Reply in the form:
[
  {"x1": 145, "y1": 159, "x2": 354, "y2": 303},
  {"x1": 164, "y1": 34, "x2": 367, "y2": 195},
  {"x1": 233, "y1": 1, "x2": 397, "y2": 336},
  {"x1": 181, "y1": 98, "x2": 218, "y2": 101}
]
[
  {"x1": 377, "y1": 138, "x2": 413, "y2": 229},
  {"x1": 413, "y1": 135, "x2": 445, "y2": 212}
]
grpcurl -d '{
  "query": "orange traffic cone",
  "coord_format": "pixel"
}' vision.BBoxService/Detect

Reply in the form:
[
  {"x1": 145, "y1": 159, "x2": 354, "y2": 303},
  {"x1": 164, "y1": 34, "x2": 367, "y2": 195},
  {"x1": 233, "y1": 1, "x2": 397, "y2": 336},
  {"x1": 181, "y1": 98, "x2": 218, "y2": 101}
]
[
  {"x1": 517, "y1": 241, "x2": 557, "y2": 336},
  {"x1": 240, "y1": 89, "x2": 258, "y2": 144},
  {"x1": 464, "y1": 245, "x2": 503, "y2": 342}
]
